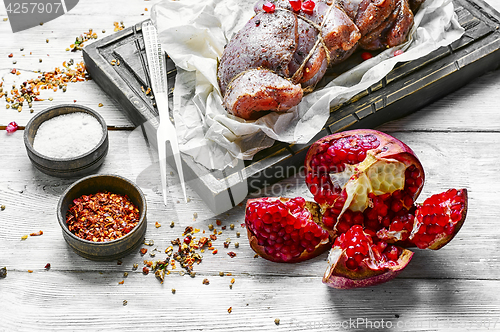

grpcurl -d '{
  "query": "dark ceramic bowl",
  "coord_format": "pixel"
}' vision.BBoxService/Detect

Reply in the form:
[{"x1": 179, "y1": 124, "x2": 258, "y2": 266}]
[
  {"x1": 57, "y1": 174, "x2": 147, "y2": 261},
  {"x1": 24, "y1": 104, "x2": 108, "y2": 178}
]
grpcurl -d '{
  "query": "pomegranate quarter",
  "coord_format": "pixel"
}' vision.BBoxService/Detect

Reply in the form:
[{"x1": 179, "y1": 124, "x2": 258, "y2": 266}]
[{"x1": 244, "y1": 129, "x2": 468, "y2": 288}]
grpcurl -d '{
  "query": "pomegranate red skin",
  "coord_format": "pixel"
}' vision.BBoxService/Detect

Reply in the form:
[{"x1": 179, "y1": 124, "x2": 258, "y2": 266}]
[
  {"x1": 323, "y1": 247, "x2": 414, "y2": 289},
  {"x1": 245, "y1": 197, "x2": 335, "y2": 263},
  {"x1": 305, "y1": 129, "x2": 425, "y2": 212}
]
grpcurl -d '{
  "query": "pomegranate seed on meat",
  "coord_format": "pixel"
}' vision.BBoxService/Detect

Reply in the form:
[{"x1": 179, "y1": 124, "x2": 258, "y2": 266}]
[
  {"x1": 289, "y1": 0, "x2": 302, "y2": 12},
  {"x1": 262, "y1": 1, "x2": 276, "y2": 13},
  {"x1": 301, "y1": 0, "x2": 315, "y2": 15}
]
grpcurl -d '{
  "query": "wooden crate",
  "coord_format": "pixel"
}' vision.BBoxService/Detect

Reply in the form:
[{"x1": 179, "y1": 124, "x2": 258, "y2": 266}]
[{"x1": 83, "y1": 0, "x2": 500, "y2": 214}]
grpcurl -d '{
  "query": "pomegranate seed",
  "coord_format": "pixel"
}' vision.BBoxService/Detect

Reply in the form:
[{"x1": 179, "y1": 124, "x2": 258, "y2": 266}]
[
  {"x1": 6, "y1": 121, "x2": 18, "y2": 133},
  {"x1": 262, "y1": 1, "x2": 275, "y2": 13},
  {"x1": 289, "y1": 0, "x2": 302, "y2": 11},
  {"x1": 385, "y1": 246, "x2": 399, "y2": 261},
  {"x1": 361, "y1": 52, "x2": 373, "y2": 61},
  {"x1": 345, "y1": 258, "x2": 358, "y2": 270},
  {"x1": 394, "y1": 49, "x2": 404, "y2": 56},
  {"x1": 301, "y1": 0, "x2": 315, "y2": 14}
]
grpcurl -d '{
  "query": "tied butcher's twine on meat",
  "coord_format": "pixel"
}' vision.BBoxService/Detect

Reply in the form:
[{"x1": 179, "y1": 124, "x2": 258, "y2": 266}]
[{"x1": 275, "y1": 2, "x2": 337, "y2": 91}]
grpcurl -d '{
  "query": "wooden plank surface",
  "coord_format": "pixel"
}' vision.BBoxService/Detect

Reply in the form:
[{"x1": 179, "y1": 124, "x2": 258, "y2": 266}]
[{"x1": 2, "y1": 1, "x2": 500, "y2": 331}]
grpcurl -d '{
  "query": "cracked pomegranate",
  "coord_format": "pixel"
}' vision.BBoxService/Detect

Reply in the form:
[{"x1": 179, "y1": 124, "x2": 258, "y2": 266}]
[
  {"x1": 244, "y1": 129, "x2": 468, "y2": 288},
  {"x1": 245, "y1": 197, "x2": 333, "y2": 262}
]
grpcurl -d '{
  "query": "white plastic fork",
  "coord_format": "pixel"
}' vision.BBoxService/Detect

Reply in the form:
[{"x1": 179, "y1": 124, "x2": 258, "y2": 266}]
[{"x1": 143, "y1": 21, "x2": 187, "y2": 204}]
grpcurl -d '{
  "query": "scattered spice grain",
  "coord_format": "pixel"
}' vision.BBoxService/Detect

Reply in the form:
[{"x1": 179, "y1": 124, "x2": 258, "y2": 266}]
[
  {"x1": 275, "y1": 318, "x2": 280, "y2": 325},
  {"x1": 44, "y1": 263, "x2": 51, "y2": 270},
  {"x1": 30, "y1": 230, "x2": 43, "y2": 236},
  {"x1": 123, "y1": 300, "x2": 128, "y2": 306},
  {"x1": 0, "y1": 267, "x2": 6, "y2": 278}
]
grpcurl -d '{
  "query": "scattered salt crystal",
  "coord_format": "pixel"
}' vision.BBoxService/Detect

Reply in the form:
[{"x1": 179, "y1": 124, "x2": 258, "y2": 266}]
[{"x1": 33, "y1": 112, "x2": 103, "y2": 159}]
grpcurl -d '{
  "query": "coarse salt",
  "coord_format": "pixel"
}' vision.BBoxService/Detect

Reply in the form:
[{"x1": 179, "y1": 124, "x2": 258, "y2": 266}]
[{"x1": 33, "y1": 112, "x2": 103, "y2": 159}]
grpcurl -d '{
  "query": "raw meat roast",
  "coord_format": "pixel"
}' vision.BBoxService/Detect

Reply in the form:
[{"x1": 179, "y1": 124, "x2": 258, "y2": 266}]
[{"x1": 217, "y1": 0, "x2": 424, "y2": 120}]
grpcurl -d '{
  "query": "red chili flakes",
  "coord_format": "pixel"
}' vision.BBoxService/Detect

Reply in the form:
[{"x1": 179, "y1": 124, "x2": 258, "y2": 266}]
[
  {"x1": 143, "y1": 267, "x2": 150, "y2": 275},
  {"x1": 155, "y1": 221, "x2": 161, "y2": 228},
  {"x1": 227, "y1": 252, "x2": 237, "y2": 258},
  {"x1": 140, "y1": 248, "x2": 148, "y2": 255},
  {"x1": 212, "y1": 249, "x2": 218, "y2": 255},
  {"x1": 44, "y1": 263, "x2": 51, "y2": 270},
  {"x1": 118, "y1": 280, "x2": 124, "y2": 284},
  {"x1": 8, "y1": 53, "x2": 13, "y2": 58},
  {"x1": 202, "y1": 278, "x2": 210, "y2": 285},
  {"x1": 216, "y1": 219, "x2": 222, "y2": 226},
  {"x1": 30, "y1": 230, "x2": 43, "y2": 236},
  {"x1": 28, "y1": 270, "x2": 33, "y2": 273},
  {"x1": 65, "y1": 191, "x2": 140, "y2": 242},
  {"x1": 228, "y1": 307, "x2": 233, "y2": 314},
  {"x1": 11, "y1": 68, "x2": 17, "y2": 74},
  {"x1": 210, "y1": 234, "x2": 217, "y2": 241}
]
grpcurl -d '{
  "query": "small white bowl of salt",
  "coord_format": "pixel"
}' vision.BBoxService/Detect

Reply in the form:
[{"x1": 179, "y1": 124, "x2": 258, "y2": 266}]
[{"x1": 24, "y1": 104, "x2": 108, "y2": 178}]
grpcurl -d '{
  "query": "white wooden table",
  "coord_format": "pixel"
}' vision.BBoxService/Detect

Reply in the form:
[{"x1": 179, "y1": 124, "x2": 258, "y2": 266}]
[{"x1": 1, "y1": 1, "x2": 500, "y2": 331}]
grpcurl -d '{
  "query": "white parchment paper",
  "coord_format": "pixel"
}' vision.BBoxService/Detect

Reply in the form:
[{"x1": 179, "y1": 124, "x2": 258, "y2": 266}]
[{"x1": 152, "y1": 0, "x2": 464, "y2": 170}]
